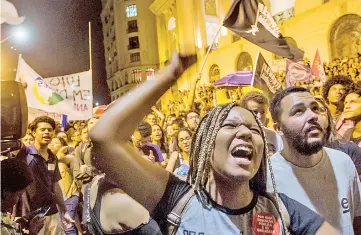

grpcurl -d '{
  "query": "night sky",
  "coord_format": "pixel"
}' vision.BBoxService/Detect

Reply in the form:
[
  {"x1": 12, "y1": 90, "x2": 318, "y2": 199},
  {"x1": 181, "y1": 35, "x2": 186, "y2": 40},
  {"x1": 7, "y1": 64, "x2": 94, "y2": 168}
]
[{"x1": 1, "y1": 0, "x2": 109, "y2": 105}]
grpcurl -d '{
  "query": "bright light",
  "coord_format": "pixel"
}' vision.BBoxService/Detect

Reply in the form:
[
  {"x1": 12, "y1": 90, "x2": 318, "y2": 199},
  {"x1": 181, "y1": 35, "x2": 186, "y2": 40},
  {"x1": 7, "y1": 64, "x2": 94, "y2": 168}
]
[
  {"x1": 12, "y1": 26, "x2": 28, "y2": 43},
  {"x1": 95, "y1": 102, "x2": 99, "y2": 106}
]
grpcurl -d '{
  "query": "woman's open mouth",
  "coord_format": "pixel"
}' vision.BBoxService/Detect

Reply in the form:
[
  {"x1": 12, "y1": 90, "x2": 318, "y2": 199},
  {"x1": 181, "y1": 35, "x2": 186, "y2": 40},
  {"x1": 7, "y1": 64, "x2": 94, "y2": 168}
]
[{"x1": 231, "y1": 144, "x2": 253, "y2": 160}]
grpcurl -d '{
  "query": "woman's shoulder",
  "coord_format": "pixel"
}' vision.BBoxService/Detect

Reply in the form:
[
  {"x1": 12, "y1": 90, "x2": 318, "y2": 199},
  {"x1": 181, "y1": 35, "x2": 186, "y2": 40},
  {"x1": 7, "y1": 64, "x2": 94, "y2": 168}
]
[{"x1": 153, "y1": 174, "x2": 192, "y2": 216}]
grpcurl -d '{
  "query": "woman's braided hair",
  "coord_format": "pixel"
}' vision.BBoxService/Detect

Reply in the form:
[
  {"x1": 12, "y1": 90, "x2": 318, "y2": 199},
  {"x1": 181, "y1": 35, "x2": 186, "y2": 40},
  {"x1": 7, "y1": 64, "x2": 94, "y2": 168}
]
[
  {"x1": 186, "y1": 102, "x2": 267, "y2": 193},
  {"x1": 186, "y1": 102, "x2": 290, "y2": 234}
]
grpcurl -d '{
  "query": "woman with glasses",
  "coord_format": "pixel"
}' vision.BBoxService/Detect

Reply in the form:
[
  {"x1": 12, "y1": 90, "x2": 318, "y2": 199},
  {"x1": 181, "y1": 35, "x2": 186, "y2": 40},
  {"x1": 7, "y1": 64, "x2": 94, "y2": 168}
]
[{"x1": 166, "y1": 128, "x2": 192, "y2": 180}]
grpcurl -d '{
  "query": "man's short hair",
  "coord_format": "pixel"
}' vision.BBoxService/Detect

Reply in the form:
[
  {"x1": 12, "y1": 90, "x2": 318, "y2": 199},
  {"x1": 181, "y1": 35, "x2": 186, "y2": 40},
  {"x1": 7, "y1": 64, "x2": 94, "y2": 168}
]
[
  {"x1": 171, "y1": 118, "x2": 186, "y2": 129},
  {"x1": 137, "y1": 121, "x2": 152, "y2": 138},
  {"x1": 29, "y1": 116, "x2": 56, "y2": 132},
  {"x1": 346, "y1": 82, "x2": 361, "y2": 96},
  {"x1": 241, "y1": 91, "x2": 269, "y2": 108},
  {"x1": 270, "y1": 86, "x2": 309, "y2": 123},
  {"x1": 186, "y1": 110, "x2": 200, "y2": 119},
  {"x1": 322, "y1": 75, "x2": 353, "y2": 102}
]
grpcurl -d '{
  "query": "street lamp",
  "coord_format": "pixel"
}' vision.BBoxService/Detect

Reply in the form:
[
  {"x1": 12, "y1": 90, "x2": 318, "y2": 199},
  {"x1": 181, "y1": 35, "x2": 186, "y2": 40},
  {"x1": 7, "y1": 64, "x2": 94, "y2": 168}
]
[{"x1": 1, "y1": 26, "x2": 28, "y2": 44}]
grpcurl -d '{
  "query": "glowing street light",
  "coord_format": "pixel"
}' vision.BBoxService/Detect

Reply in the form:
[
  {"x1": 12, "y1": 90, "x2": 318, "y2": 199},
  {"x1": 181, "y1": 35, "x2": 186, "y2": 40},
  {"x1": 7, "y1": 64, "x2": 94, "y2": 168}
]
[{"x1": 1, "y1": 26, "x2": 29, "y2": 44}]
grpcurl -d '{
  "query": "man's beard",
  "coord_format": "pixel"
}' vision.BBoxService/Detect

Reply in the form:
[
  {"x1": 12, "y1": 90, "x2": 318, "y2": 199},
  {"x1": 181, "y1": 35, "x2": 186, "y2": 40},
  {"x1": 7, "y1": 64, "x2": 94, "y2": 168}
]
[{"x1": 281, "y1": 123, "x2": 327, "y2": 155}]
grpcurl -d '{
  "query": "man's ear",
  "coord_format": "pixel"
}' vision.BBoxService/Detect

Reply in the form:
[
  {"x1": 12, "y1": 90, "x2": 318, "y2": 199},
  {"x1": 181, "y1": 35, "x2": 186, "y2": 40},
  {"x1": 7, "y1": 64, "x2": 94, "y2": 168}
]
[{"x1": 273, "y1": 123, "x2": 283, "y2": 135}]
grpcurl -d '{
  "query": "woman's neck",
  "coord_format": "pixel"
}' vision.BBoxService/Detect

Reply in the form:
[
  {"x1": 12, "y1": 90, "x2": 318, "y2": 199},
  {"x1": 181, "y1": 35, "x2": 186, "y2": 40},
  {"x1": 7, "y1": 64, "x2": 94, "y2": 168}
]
[
  {"x1": 206, "y1": 175, "x2": 253, "y2": 209},
  {"x1": 328, "y1": 103, "x2": 343, "y2": 119},
  {"x1": 181, "y1": 151, "x2": 190, "y2": 163}
]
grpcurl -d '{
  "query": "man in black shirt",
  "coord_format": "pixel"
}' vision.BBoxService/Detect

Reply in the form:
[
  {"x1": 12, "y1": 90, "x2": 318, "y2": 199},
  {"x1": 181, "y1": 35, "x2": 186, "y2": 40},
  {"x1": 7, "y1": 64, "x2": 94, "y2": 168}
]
[{"x1": 14, "y1": 116, "x2": 74, "y2": 235}]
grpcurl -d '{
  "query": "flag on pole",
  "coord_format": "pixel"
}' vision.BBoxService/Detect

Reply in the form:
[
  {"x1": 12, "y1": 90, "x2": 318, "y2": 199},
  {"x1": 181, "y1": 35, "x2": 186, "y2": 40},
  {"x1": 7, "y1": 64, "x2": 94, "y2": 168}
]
[
  {"x1": 223, "y1": 0, "x2": 304, "y2": 61},
  {"x1": 311, "y1": 49, "x2": 326, "y2": 84},
  {"x1": 285, "y1": 59, "x2": 312, "y2": 88},
  {"x1": 251, "y1": 51, "x2": 282, "y2": 99},
  {"x1": 16, "y1": 56, "x2": 75, "y2": 115}
]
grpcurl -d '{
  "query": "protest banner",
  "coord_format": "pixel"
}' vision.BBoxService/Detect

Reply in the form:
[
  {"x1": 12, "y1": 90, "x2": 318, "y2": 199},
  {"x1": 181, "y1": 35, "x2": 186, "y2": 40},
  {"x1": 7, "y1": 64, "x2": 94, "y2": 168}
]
[
  {"x1": 16, "y1": 56, "x2": 75, "y2": 115},
  {"x1": 285, "y1": 59, "x2": 313, "y2": 88},
  {"x1": 44, "y1": 70, "x2": 93, "y2": 120},
  {"x1": 251, "y1": 51, "x2": 282, "y2": 100}
]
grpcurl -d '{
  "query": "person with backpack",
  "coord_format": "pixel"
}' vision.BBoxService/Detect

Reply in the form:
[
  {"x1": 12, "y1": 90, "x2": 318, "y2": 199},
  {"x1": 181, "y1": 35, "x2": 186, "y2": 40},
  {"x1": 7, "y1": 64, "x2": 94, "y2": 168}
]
[{"x1": 88, "y1": 53, "x2": 340, "y2": 235}]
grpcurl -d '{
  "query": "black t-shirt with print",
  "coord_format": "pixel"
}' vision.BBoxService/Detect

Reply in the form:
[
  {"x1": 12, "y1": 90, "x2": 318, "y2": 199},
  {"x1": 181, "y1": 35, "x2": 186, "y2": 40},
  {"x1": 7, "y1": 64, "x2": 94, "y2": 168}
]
[{"x1": 153, "y1": 175, "x2": 325, "y2": 235}]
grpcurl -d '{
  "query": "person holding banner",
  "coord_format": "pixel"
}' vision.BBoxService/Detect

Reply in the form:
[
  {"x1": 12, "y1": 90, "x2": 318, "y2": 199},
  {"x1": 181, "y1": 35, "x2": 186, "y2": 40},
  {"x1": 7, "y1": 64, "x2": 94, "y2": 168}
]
[{"x1": 88, "y1": 53, "x2": 338, "y2": 235}]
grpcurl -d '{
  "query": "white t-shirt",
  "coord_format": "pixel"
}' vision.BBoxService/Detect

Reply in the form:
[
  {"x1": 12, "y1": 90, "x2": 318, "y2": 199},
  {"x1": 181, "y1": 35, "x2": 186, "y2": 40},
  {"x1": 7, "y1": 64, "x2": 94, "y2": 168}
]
[{"x1": 267, "y1": 147, "x2": 361, "y2": 234}]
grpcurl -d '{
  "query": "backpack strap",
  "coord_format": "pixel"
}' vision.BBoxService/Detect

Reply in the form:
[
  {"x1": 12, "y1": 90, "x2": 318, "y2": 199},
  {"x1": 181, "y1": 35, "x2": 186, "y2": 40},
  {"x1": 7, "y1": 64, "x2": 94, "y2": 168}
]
[{"x1": 167, "y1": 188, "x2": 195, "y2": 235}]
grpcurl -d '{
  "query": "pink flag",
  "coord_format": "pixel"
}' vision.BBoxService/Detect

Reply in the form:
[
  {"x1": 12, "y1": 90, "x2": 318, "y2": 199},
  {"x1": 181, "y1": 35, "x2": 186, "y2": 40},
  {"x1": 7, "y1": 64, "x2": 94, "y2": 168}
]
[
  {"x1": 311, "y1": 49, "x2": 326, "y2": 84},
  {"x1": 285, "y1": 59, "x2": 312, "y2": 88}
]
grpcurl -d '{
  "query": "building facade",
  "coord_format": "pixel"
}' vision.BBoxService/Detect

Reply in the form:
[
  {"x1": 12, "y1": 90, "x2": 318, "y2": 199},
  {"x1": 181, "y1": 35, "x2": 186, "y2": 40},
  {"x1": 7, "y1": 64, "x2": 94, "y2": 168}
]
[
  {"x1": 101, "y1": 0, "x2": 159, "y2": 101},
  {"x1": 150, "y1": 0, "x2": 361, "y2": 109}
]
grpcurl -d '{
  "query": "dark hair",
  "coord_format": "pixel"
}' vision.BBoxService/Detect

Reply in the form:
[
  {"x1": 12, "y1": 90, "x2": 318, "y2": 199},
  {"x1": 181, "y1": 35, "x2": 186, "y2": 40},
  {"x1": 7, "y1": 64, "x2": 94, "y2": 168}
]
[
  {"x1": 322, "y1": 75, "x2": 353, "y2": 102},
  {"x1": 186, "y1": 110, "x2": 200, "y2": 120},
  {"x1": 346, "y1": 81, "x2": 361, "y2": 96},
  {"x1": 168, "y1": 114, "x2": 176, "y2": 118},
  {"x1": 152, "y1": 124, "x2": 168, "y2": 153},
  {"x1": 270, "y1": 86, "x2": 309, "y2": 123},
  {"x1": 1, "y1": 158, "x2": 33, "y2": 199},
  {"x1": 241, "y1": 91, "x2": 269, "y2": 107},
  {"x1": 314, "y1": 98, "x2": 336, "y2": 142},
  {"x1": 29, "y1": 116, "x2": 56, "y2": 132},
  {"x1": 174, "y1": 128, "x2": 193, "y2": 153},
  {"x1": 54, "y1": 137, "x2": 68, "y2": 147},
  {"x1": 137, "y1": 121, "x2": 152, "y2": 138},
  {"x1": 171, "y1": 118, "x2": 186, "y2": 128},
  {"x1": 66, "y1": 128, "x2": 76, "y2": 139}
]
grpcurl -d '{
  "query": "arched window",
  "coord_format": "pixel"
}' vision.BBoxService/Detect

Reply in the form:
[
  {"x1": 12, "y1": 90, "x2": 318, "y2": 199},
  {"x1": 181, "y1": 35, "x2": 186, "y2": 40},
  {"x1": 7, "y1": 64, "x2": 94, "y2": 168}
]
[
  {"x1": 132, "y1": 69, "x2": 142, "y2": 83},
  {"x1": 146, "y1": 68, "x2": 155, "y2": 80},
  {"x1": 236, "y1": 52, "x2": 253, "y2": 71},
  {"x1": 330, "y1": 14, "x2": 361, "y2": 59},
  {"x1": 209, "y1": 64, "x2": 220, "y2": 84}
]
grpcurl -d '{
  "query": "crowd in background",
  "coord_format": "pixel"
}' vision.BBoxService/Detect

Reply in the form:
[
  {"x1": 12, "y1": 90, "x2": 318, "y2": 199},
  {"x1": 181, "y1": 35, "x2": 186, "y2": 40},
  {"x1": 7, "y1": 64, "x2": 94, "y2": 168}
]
[{"x1": 2, "y1": 53, "x2": 361, "y2": 235}]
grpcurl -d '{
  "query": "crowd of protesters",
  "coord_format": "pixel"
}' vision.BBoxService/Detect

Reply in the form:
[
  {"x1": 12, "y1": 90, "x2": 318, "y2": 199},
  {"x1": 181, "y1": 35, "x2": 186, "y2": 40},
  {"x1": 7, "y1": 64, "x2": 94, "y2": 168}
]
[{"x1": 2, "y1": 53, "x2": 361, "y2": 235}]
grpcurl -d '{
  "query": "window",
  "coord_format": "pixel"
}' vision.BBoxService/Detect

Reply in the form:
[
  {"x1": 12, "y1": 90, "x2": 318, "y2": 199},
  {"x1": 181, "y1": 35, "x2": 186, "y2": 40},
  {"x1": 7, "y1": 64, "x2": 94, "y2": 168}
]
[
  {"x1": 126, "y1": 5, "x2": 137, "y2": 18},
  {"x1": 132, "y1": 69, "x2": 142, "y2": 83},
  {"x1": 128, "y1": 36, "x2": 139, "y2": 50},
  {"x1": 236, "y1": 52, "x2": 253, "y2": 71},
  {"x1": 146, "y1": 68, "x2": 155, "y2": 80},
  {"x1": 127, "y1": 20, "x2": 138, "y2": 33},
  {"x1": 130, "y1": 53, "x2": 140, "y2": 62},
  {"x1": 209, "y1": 64, "x2": 220, "y2": 84},
  {"x1": 330, "y1": 14, "x2": 361, "y2": 59}
]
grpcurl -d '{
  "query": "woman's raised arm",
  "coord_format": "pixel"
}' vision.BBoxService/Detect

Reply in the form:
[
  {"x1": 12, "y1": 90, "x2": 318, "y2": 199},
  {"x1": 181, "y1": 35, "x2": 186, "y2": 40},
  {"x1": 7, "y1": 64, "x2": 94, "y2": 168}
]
[{"x1": 89, "y1": 53, "x2": 196, "y2": 212}]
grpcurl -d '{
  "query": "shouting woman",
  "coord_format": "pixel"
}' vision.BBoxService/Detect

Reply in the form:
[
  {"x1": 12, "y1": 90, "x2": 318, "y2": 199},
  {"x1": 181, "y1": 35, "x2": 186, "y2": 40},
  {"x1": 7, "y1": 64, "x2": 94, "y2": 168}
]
[{"x1": 88, "y1": 54, "x2": 340, "y2": 235}]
